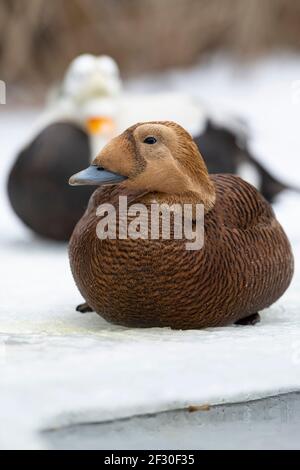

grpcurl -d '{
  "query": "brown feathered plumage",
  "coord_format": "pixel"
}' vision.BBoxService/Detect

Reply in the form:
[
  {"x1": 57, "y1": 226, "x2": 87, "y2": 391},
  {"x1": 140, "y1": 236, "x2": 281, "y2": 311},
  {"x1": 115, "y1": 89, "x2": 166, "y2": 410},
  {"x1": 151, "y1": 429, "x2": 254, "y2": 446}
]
[{"x1": 69, "y1": 121, "x2": 294, "y2": 329}]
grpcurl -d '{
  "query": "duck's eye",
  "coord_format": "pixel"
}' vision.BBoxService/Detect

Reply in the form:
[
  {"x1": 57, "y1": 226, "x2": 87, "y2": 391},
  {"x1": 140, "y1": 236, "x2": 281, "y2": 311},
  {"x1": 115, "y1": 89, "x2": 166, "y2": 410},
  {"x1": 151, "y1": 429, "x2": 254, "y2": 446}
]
[{"x1": 143, "y1": 136, "x2": 157, "y2": 145}]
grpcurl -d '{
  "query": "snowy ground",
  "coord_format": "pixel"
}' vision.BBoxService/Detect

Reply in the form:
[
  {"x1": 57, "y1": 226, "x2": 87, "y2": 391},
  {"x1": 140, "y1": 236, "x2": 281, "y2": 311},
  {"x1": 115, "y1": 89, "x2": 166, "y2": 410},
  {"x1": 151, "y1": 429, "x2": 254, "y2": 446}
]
[{"x1": 1, "y1": 54, "x2": 300, "y2": 449}]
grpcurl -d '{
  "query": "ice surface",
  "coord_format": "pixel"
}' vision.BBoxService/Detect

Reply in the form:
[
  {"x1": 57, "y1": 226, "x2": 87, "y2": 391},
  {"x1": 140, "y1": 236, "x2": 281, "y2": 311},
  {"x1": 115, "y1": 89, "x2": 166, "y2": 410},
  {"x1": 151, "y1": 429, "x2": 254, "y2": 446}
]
[{"x1": 1, "y1": 54, "x2": 300, "y2": 449}]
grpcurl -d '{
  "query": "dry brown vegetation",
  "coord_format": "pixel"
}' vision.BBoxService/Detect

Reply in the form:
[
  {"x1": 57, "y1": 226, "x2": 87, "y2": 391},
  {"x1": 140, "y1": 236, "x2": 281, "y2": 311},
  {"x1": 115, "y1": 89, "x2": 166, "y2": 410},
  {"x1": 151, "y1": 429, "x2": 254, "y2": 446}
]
[{"x1": 1, "y1": 0, "x2": 300, "y2": 88}]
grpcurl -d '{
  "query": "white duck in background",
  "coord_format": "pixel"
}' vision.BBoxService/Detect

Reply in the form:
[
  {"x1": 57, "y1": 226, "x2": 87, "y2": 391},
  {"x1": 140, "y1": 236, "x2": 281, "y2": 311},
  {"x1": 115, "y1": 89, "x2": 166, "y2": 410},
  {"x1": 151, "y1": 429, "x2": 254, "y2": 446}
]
[{"x1": 8, "y1": 54, "x2": 297, "y2": 241}]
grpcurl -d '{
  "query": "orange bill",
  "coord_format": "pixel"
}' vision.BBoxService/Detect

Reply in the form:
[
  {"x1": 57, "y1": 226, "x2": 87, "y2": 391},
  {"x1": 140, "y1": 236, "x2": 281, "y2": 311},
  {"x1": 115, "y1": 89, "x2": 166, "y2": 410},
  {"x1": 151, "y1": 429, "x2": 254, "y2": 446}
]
[{"x1": 86, "y1": 116, "x2": 115, "y2": 135}]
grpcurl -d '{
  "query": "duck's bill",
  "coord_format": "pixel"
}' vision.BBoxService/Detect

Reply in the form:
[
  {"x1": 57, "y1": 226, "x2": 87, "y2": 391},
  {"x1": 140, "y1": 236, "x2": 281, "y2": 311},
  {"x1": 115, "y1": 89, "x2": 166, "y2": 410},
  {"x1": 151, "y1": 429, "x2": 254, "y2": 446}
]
[
  {"x1": 69, "y1": 165, "x2": 127, "y2": 186},
  {"x1": 86, "y1": 116, "x2": 115, "y2": 135}
]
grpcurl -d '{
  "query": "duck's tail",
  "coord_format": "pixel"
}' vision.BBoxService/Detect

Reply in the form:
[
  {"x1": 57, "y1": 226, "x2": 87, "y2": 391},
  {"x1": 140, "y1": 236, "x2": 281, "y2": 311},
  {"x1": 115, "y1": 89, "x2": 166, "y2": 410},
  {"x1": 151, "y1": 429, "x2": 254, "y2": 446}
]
[{"x1": 242, "y1": 148, "x2": 300, "y2": 203}]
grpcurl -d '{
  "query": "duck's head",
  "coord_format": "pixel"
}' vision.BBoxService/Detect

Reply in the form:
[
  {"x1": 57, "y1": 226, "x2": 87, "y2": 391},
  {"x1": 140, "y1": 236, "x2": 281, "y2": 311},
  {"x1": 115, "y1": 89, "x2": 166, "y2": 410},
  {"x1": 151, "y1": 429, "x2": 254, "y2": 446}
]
[
  {"x1": 61, "y1": 54, "x2": 121, "y2": 137},
  {"x1": 69, "y1": 121, "x2": 216, "y2": 211},
  {"x1": 63, "y1": 54, "x2": 121, "y2": 101}
]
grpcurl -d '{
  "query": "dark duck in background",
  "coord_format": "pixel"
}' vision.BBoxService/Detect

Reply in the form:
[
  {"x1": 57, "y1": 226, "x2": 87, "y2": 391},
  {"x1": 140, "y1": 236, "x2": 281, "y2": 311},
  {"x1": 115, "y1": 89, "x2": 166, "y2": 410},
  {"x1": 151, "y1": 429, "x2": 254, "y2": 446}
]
[
  {"x1": 8, "y1": 55, "x2": 121, "y2": 240},
  {"x1": 8, "y1": 54, "x2": 298, "y2": 241},
  {"x1": 69, "y1": 121, "x2": 294, "y2": 329},
  {"x1": 195, "y1": 120, "x2": 299, "y2": 204}
]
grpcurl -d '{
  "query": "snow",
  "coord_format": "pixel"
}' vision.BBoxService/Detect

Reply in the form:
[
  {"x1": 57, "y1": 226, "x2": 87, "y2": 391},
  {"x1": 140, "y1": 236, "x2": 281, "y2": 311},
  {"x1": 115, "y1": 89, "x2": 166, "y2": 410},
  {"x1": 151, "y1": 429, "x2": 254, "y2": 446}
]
[{"x1": 1, "y1": 54, "x2": 300, "y2": 449}]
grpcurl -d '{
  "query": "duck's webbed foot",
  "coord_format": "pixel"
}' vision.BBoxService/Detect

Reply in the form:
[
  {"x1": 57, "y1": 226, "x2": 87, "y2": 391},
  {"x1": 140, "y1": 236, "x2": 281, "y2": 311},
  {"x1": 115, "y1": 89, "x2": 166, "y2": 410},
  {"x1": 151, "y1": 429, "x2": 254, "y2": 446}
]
[
  {"x1": 76, "y1": 302, "x2": 94, "y2": 313},
  {"x1": 235, "y1": 313, "x2": 261, "y2": 326}
]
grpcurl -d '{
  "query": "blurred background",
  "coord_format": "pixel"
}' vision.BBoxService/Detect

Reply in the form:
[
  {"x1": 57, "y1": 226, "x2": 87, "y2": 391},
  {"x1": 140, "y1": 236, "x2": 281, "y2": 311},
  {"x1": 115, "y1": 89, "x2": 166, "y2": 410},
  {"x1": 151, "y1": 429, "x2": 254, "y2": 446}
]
[
  {"x1": 1, "y1": 0, "x2": 300, "y2": 234},
  {"x1": 1, "y1": 0, "x2": 300, "y2": 222},
  {"x1": 2, "y1": 0, "x2": 300, "y2": 101}
]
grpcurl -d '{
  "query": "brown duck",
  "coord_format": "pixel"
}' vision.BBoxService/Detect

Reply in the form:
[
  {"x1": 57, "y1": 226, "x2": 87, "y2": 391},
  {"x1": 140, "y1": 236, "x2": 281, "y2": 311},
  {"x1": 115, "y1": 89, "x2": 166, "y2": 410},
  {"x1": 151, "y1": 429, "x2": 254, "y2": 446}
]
[{"x1": 69, "y1": 121, "x2": 294, "y2": 329}]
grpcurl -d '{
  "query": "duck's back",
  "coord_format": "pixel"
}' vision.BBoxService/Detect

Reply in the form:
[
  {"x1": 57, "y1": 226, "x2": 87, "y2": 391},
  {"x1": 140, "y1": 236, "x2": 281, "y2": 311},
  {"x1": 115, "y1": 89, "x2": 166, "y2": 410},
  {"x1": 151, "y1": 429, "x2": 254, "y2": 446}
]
[
  {"x1": 210, "y1": 174, "x2": 275, "y2": 229},
  {"x1": 204, "y1": 174, "x2": 293, "y2": 325},
  {"x1": 69, "y1": 175, "x2": 294, "y2": 329}
]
